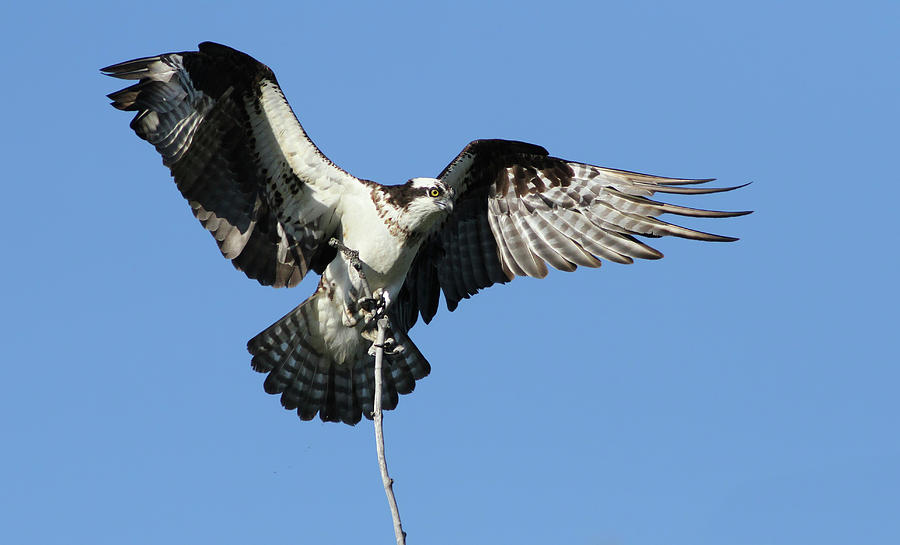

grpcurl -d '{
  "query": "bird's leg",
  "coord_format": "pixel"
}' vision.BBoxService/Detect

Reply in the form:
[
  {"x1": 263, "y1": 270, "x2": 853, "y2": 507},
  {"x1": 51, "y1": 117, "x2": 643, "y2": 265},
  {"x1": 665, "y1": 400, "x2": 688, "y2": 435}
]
[
  {"x1": 354, "y1": 287, "x2": 385, "y2": 331},
  {"x1": 328, "y1": 238, "x2": 401, "y2": 354},
  {"x1": 362, "y1": 291, "x2": 403, "y2": 355},
  {"x1": 329, "y1": 237, "x2": 380, "y2": 318},
  {"x1": 330, "y1": 237, "x2": 378, "y2": 319},
  {"x1": 360, "y1": 290, "x2": 390, "y2": 335},
  {"x1": 329, "y1": 237, "x2": 368, "y2": 293}
]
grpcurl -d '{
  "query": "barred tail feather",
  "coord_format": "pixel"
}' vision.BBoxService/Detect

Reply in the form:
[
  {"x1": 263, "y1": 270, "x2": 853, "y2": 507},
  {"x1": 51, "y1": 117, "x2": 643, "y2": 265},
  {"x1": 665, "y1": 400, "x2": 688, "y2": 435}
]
[
  {"x1": 354, "y1": 326, "x2": 431, "y2": 419},
  {"x1": 247, "y1": 295, "x2": 431, "y2": 425}
]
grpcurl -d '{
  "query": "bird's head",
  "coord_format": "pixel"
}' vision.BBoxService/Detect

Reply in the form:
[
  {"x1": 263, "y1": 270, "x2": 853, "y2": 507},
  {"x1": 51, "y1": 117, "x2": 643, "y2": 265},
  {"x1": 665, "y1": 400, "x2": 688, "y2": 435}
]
[{"x1": 400, "y1": 177, "x2": 455, "y2": 231}]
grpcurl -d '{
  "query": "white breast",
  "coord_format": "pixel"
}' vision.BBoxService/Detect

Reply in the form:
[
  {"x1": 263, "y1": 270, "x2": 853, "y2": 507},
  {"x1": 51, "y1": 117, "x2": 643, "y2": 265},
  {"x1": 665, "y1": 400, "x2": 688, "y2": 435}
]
[{"x1": 338, "y1": 190, "x2": 417, "y2": 293}]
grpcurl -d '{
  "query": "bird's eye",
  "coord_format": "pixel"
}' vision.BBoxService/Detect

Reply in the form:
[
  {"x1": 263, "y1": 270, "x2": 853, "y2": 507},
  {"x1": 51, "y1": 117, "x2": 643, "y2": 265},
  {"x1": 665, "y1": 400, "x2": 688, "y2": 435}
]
[{"x1": 429, "y1": 188, "x2": 441, "y2": 197}]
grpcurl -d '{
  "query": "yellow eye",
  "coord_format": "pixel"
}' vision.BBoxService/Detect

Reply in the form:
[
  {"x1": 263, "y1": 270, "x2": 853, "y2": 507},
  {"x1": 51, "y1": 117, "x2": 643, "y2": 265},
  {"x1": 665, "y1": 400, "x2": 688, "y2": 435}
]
[{"x1": 429, "y1": 188, "x2": 441, "y2": 197}]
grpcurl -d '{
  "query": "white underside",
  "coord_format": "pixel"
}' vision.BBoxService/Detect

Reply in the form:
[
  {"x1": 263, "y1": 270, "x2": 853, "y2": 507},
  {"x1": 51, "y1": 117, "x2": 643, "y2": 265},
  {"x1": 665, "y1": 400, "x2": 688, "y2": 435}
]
[
  {"x1": 311, "y1": 193, "x2": 429, "y2": 365},
  {"x1": 248, "y1": 81, "x2": 451, "y2": 364}
]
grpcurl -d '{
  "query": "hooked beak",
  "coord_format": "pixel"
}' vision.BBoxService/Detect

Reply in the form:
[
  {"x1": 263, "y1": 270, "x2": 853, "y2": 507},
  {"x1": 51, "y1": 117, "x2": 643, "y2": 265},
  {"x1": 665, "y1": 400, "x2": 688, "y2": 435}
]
[{"x1": 440, "y1": 188, "x2": 456, "y2": 212}]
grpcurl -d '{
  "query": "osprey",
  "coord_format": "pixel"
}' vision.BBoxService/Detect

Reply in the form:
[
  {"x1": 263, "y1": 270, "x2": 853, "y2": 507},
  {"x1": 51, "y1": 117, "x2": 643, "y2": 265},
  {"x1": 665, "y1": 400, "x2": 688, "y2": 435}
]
[{"x1": 103, "y1": 42, "x2": 749, "y2": 425}]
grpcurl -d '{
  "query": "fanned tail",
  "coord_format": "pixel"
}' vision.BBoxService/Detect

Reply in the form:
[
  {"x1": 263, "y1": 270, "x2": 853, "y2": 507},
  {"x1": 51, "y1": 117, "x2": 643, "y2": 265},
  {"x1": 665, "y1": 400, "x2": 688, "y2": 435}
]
[{"x1": 247, "y1": 294, "x2": 430, "y2": 425}]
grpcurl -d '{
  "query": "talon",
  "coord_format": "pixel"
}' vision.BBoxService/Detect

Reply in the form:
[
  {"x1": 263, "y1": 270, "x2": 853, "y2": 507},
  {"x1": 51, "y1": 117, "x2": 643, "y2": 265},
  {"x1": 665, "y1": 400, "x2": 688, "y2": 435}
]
[
  {"x1": 381, "y1": 336, "x2": 405, "y2": 355},
  {"x1": 357, "y1": 287, "x2": 392, "y2": 324},
  {"x1": 358, "y1": 296, "x2": 378, "y2": 312}
]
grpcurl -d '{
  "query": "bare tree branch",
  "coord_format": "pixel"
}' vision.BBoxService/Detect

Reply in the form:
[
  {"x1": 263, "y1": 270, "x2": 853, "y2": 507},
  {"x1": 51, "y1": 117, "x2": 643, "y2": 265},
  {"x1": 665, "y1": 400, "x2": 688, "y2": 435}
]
[
  {"x1": 373, "y1": 316, "x2": 406, "y2": 545},
  {"x1": 328, "y1": 238, "x2": 407, "y2": 544}
]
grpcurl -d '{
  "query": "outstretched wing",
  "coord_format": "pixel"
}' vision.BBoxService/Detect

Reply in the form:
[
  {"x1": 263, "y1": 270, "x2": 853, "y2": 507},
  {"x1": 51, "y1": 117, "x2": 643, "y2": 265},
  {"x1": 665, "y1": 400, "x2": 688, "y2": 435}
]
[
  {"x1": 102, "y1": 42, "x2": 366, "y2": 287},
  {"x1": 396, "y1": 139, "x2": 750, "y2": 328}
]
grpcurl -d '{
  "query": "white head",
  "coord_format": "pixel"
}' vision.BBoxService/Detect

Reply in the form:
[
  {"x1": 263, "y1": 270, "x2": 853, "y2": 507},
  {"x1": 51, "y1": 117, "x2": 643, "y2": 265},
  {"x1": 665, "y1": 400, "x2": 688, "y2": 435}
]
[{"x1": 397, "y1": 177, "x2": 455, "y2": 233}]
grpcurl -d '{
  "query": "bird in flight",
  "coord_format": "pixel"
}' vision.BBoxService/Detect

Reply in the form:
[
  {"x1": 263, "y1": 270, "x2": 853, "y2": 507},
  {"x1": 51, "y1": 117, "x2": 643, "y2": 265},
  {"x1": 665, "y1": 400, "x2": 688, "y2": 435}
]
[{"x1": 103, "y1": 42, "x2": 749, "y2": 425}]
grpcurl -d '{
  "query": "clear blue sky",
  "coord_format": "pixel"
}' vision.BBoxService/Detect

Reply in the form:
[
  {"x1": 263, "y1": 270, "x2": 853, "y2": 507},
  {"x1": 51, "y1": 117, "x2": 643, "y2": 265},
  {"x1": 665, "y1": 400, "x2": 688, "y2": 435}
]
[{"x1": 2, "y1": 1, "x2": 898, "y2": 544}]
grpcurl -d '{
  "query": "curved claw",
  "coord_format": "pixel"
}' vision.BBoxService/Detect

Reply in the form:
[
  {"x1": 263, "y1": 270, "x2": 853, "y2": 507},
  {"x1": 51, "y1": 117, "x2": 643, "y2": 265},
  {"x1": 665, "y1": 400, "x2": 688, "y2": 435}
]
[
  {"x1": 357, "y1": 288, "x2": 392, "y2": 328},
  {"x1": 367, "y1": 336, "x2": 405, "y2": 356}
]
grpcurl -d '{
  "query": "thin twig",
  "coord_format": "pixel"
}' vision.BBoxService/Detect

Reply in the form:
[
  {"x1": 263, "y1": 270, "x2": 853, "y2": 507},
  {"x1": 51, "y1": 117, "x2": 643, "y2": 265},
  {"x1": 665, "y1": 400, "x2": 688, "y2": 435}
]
[
  {"x1": 374, "y1": 316, "x2": 406, "y2": 545},
  {"x1": 328, "y1": 238, "x2": 406, "y2": 544}
]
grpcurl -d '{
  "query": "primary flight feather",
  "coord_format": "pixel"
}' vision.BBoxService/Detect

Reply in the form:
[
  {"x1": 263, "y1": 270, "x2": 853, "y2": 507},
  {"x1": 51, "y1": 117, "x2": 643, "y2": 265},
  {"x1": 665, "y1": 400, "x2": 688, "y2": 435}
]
[{"x1": 103, "y1": 42, "x2": 749, "y2": 425}]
